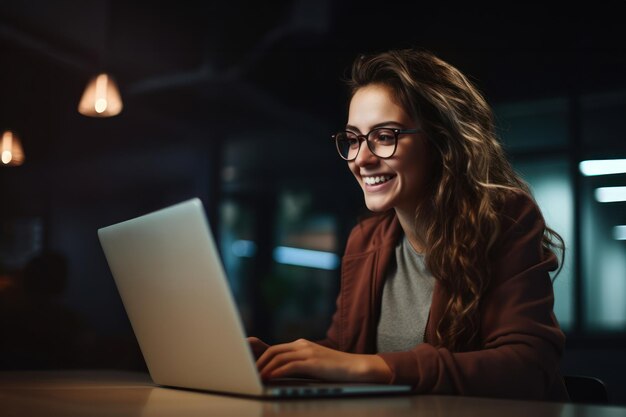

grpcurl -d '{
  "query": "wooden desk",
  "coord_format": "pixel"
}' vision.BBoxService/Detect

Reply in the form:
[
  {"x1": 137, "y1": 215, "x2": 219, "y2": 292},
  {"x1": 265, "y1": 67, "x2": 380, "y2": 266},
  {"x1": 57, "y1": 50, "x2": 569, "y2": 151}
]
[{"x1": 1, "y1": 371, "x2": 624, "y2": 417}]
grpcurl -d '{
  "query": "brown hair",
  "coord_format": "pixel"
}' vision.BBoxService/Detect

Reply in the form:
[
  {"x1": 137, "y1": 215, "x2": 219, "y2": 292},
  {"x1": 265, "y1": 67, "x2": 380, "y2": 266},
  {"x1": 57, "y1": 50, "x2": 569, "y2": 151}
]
[{"x1": 347, "y1": 48, "x2": 564, "y2": 352}]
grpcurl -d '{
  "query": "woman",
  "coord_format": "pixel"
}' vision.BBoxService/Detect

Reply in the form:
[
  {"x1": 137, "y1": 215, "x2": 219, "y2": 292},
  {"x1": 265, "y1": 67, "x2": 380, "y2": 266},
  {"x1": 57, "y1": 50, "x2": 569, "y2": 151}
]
[{"x1": 249, "y1": 48, "x2": 568, "y2": 401}]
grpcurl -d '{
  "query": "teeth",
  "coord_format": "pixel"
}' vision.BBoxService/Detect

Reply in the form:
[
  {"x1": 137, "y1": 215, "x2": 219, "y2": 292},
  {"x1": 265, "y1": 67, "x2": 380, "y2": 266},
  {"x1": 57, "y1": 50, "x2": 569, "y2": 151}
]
[{"x1": 363, "y1": 175, "x2": 393, "y2": 185}]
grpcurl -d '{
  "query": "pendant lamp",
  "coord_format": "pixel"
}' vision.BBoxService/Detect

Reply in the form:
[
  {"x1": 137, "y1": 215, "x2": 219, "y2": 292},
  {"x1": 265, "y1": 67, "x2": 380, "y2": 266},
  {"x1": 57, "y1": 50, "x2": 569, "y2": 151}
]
[
  {"x1": 78, "y1": 72, "x2": 123, "y2": 117},
  {"x1": 0, "y1": 130, "x2": 25, "y2": 167}
]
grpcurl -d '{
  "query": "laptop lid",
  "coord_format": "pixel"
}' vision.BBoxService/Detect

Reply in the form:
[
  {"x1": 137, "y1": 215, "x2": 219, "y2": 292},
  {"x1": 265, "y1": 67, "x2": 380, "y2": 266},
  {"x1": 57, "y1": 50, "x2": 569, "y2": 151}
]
[
  {"x1": 98, "y1": 198, "x2": 411, "y2": 397},
  {"x1": 99, "y1": 198, "x2": 264, "y2": 396}
]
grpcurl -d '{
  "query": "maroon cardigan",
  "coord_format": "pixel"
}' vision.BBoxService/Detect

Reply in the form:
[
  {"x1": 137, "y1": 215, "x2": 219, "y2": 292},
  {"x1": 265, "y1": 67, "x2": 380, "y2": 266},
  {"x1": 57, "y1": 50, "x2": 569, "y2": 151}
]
[{"x1": 318, "y1": 191, "x2": 569, "y2": 401}]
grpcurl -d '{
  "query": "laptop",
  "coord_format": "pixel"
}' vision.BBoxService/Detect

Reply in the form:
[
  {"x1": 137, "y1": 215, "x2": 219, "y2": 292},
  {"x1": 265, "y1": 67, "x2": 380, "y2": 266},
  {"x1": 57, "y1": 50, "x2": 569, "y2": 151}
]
[{"x1": 98, "y1": 198, "x2": 411, "y2": 398}]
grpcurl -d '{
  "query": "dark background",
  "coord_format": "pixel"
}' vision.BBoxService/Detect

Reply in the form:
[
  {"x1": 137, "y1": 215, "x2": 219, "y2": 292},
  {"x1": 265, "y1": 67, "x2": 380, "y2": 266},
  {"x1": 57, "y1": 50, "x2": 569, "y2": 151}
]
[{"x1": 1, "y1": 0, "x2": 625, "y2": 404}]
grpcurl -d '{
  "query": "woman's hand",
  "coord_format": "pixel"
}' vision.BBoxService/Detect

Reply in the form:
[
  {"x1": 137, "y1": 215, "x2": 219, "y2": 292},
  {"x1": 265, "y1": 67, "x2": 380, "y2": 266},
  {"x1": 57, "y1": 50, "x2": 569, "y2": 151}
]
[
  {"x1": 256, "y1": 338, "x2": 392, "y2": 383},
  {"x1": 247, "y1": 337, "x2": 271, "y2": 359}
]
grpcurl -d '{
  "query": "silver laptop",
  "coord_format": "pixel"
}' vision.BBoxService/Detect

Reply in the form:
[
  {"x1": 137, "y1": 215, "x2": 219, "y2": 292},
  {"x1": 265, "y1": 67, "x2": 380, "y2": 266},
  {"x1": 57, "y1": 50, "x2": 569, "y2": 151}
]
[{"x1": 98, "y1": 198, "x2": 411, "y2": 398}]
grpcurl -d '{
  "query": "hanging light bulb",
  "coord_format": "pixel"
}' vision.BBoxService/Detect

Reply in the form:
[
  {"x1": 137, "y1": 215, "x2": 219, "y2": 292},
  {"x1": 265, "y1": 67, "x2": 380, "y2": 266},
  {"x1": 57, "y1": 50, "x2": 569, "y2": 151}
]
[
  {"x1": 0, "y1": 130, "x2": 25, "y2": 167},
  {"x1": 78, "y1": 73, "x2": 123, "y2": 117}
]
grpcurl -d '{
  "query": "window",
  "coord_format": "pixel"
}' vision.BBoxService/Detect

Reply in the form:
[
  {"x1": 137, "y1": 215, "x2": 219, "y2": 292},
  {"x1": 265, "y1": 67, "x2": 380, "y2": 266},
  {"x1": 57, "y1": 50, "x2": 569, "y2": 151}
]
[{"x1": 580, "y1": 90, "x2": 626, "y2": 331}]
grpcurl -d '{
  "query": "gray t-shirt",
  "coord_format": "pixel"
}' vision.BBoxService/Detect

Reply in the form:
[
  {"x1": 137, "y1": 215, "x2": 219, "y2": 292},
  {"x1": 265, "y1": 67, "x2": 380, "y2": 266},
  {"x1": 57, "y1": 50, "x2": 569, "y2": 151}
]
[{"x1": 376, "y1": 235, "x2": 435, "y2": 353}]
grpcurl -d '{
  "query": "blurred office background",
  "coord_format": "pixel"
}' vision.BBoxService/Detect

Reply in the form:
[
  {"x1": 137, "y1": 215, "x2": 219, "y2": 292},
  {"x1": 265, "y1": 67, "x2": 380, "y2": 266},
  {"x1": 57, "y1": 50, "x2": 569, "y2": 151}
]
[{"x1": 1, "y1": 0, "x2": 625, "y2": 403}]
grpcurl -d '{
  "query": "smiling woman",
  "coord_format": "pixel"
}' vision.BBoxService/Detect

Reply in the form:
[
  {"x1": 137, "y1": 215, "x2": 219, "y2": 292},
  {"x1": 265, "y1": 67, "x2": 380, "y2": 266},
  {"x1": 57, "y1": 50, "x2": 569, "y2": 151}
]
[
  {"x1": 249, "y1": 48, "x2": 568, "y2": 401},
  {"x1": 345, "y1": 85, "x2": 435, "y2": 229}
]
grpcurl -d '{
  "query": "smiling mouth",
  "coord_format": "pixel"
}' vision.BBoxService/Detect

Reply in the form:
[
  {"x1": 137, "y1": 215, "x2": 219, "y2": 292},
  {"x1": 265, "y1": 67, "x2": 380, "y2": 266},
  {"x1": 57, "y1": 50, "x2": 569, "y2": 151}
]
[{"x1": 363, "y1": 175, "x2": 395, "y2": 185}]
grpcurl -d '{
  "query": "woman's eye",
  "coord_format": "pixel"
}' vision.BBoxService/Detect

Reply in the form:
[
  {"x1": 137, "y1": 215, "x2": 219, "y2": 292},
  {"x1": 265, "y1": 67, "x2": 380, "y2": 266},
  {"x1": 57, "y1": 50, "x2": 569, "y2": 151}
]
[
  {"x1": 347, "y1": 138, "x2": 359, "y2": 147},
  {"x1": 376, "y1": 133, "x2": 394, "y2": 143}
]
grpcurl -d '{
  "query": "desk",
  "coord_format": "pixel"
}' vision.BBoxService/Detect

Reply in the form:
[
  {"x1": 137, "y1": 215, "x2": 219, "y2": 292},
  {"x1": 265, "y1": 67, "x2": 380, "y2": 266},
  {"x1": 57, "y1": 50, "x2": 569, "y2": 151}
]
[{"x1": 0, "y1": 371, "x2": 624, "y2": 417}]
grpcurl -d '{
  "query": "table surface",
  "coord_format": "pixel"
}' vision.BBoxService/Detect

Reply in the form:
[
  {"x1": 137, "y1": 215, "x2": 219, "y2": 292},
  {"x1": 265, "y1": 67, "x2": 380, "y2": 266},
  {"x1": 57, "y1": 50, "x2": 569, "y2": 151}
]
[{"x1": 1, "y1": 371, "x2": 625, "y2": 417}]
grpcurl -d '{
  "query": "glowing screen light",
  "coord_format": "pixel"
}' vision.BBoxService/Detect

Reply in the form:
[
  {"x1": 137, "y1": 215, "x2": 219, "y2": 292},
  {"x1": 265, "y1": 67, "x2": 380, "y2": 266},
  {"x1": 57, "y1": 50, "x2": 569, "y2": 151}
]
[
  {"x1": 273, "y1": 246, "x2": 340, "y2": 270},
  {"x1": 231, "y1": 240, "x2": 257, "y2": 257},
  {"x1": 613, "y1": 225, "x2": 626, "y2": 241},
  {"x1": 595, "y1": 186, "x2": 626, "y2": 203},
  {"x1": 580, "y1": 159, "x2": 626, "y2": 176}
]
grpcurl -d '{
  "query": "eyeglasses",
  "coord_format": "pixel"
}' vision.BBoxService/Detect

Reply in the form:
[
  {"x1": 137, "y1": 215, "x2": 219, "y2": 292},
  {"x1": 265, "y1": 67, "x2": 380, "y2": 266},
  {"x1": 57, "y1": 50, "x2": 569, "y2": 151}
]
[{"x1": 331, "y1": 127, "x2": 419, "y2": 161}]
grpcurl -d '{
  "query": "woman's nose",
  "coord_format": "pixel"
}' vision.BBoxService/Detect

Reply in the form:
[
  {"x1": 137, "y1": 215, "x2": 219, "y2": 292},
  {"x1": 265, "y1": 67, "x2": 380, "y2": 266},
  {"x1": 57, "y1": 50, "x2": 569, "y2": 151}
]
[{"x1": 354, "y1": 140, "x2": 378, "y2": 166}]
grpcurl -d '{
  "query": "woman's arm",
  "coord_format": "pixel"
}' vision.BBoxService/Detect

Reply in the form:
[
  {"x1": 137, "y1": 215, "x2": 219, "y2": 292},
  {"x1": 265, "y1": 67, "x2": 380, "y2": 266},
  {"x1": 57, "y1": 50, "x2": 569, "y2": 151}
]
[{"x1": 256, "y1": 194, "x2": 566, "y2": 399}]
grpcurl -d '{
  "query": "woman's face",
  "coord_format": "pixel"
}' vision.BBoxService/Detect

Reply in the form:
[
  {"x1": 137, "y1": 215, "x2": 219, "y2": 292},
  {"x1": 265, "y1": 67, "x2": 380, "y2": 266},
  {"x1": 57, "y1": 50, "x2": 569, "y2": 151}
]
[{"x1": 347, "y1": 84, "x2": 433, "y2": 215}]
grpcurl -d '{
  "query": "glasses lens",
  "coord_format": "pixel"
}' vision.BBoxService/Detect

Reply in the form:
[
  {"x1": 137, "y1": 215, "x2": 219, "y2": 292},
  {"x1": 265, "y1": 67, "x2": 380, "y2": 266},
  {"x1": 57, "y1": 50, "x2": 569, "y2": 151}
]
[
  {"x1": 369, "y1": 128, "x2": 396, "y2": 158},
  {"x1": 335, "y1": 132, "x2": 359, "y2": 160}
]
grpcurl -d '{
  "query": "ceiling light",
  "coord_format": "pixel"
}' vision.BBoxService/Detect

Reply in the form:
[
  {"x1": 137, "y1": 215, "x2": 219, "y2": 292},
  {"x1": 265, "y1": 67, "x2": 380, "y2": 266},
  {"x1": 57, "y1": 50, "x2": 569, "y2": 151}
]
[
  {"x1": 1, "y1": 130, "x2": 25, "y2": 167},
  {"x1": 580, "y1": 159, "x2": 626, "y2": 176},
  {"x1": 78, "y1": 73, "x2": 123, "y2": 117},
  {"x1": 595, "y1": 186, "x2": 626, "y2": 203}
]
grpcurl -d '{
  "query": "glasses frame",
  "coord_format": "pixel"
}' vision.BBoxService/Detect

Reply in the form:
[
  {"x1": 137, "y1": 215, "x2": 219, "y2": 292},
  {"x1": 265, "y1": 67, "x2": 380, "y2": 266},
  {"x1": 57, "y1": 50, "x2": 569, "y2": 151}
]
[{"x1": 331, "y1": 127, "x2": 419, "y2": 161}]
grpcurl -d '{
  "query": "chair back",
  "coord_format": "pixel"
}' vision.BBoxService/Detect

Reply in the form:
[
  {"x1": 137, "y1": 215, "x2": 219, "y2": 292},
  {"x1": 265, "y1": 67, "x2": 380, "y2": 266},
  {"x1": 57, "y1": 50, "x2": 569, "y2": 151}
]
[{"x1": 563, "y1": 375, "x2": 609, "y2": 404}]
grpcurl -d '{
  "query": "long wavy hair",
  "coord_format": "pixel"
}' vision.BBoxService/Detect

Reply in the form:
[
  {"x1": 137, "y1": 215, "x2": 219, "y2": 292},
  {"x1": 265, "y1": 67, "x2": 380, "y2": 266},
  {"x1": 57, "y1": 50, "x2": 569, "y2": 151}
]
[{"x1": 347, "y1": 48, "x2": 564, "y2": 352}]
